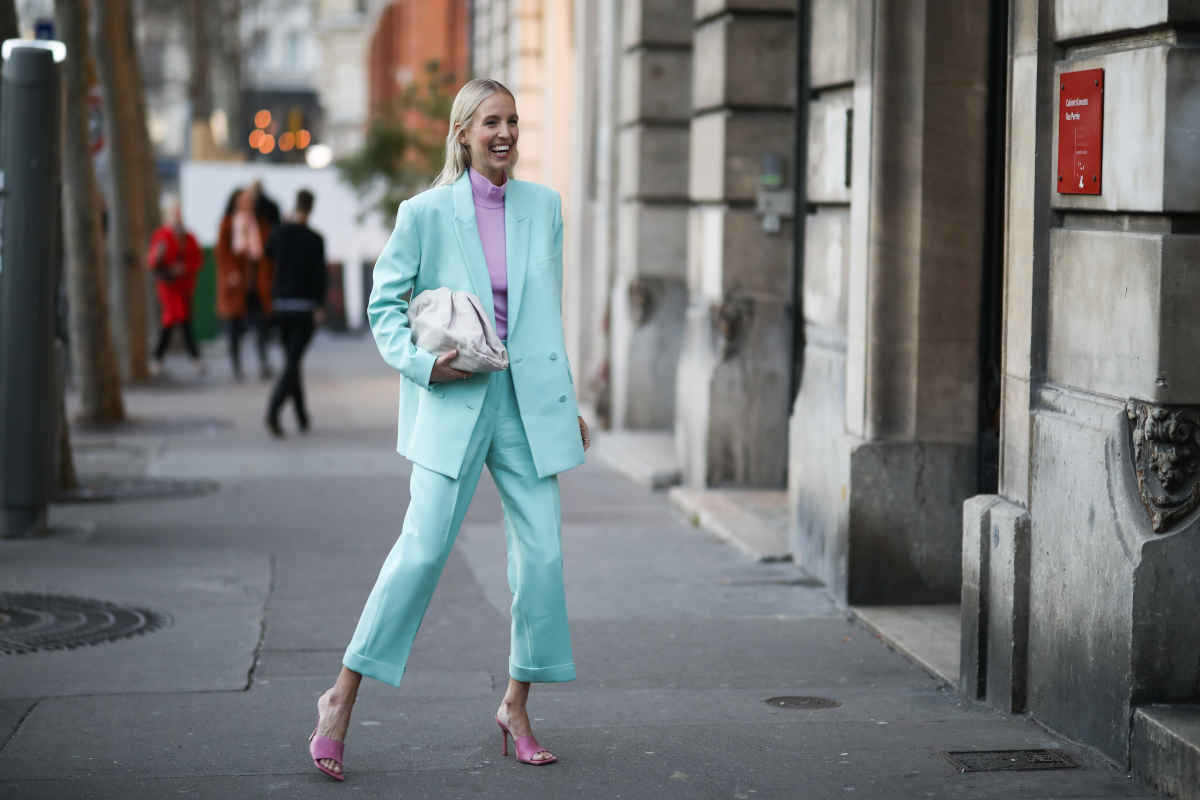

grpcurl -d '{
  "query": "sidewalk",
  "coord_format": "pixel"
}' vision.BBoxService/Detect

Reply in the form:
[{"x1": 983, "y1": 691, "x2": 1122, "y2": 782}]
[{"x1": 0, "y1": 334, "x2": 1160, "y2": 799}]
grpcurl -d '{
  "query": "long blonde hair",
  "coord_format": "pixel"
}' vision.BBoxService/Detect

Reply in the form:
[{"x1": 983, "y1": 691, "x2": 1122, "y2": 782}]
[{"x1": 432, "y1": 78, "x2": 517, "y2": 188}]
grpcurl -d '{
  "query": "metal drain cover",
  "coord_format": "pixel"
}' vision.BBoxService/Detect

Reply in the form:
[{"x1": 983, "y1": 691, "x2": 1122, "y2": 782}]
[
  {"x1": 941, "y1": 749, "x2": 1079, "y2": 773},
  {"x1": 0, "y1": 593, "x2": 171, "y2": 655},
  {"x1": 55, "y1": 476, "x2": 219, "y2": 504},
  {"x1": 764, "y1": 696, "x2": 841, "y2": 710}
]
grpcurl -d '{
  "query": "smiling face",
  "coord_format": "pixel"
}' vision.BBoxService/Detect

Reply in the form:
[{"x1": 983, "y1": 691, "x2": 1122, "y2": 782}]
[{"x1": 458, "y1": 91, "x2": 518, "y2": 185}]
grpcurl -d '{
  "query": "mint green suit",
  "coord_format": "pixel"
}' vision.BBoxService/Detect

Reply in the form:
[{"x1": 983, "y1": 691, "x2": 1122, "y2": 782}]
[{"x1": 343, "y1": 172, "x2": 583, "y2": 686}]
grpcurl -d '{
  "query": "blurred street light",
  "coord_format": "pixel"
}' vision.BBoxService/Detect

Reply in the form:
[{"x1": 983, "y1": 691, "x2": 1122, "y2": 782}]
[{"x1": 305, "y1": 143, "x2": 331, "y2": 168}]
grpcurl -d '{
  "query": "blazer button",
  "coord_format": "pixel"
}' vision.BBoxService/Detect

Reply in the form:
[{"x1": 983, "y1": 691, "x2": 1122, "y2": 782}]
[
  {"x1": 466, "y1": 402, "x2": 474, "y2": 410},
  {"x1": 548, "y1": 353, "x2": 558, "y2": 361},
  {"x1": 558, "y1": 394, "x2": 567, "y2": 403}
]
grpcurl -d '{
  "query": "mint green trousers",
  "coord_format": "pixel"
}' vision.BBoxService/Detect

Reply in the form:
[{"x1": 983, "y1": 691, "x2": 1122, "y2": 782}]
[{"x1": 343, "y1": 368, "x2": 576, "y2": 687}]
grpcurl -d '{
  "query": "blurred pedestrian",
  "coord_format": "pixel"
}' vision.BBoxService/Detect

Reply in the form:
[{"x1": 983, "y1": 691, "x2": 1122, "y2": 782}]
[
  {"x1": 307, "y1": 78, "x2": 591, "y2": 783},
  {"x1": 251, "y1": 179, "x2": 282, "y2": 231},
  {"x1": 264, "y1": 189, "x2": 326, "y2": 437},
  {"x1": 147, "y1": 196, "x2": 204, "y2": 378},
  {"x1": 216, "y1": 187, "x2": 275, "y2": 380}
]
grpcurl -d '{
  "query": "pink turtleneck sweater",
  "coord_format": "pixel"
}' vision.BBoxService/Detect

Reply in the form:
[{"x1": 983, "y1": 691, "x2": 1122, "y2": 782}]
[{"x1": 469, "y1": 167, "x2": 508, "y2": 339}]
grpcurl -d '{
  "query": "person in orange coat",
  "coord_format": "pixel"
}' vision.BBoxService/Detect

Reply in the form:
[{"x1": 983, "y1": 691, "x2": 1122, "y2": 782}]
[
  {"x1": 148, "y1": 196, "x2": 205, "y2": 378},
  {"x1": 216, "y1": 186, "x2": 275, "y2": 380}
]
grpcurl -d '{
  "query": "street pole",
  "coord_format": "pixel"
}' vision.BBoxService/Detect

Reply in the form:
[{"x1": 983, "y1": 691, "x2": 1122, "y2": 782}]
[{"x1": 0, "y1": 41, "x2": 64, "y2": 538}]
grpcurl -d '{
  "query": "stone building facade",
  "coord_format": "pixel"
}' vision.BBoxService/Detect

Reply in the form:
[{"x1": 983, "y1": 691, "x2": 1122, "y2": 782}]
[{"x1": 468, "y1": 0, "x2": 1200, "y2": 789}]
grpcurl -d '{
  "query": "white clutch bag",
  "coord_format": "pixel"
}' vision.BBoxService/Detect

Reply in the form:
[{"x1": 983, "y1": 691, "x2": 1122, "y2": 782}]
[{"x1": 407, "y1": 287, "x2": 509, "y2": 373}]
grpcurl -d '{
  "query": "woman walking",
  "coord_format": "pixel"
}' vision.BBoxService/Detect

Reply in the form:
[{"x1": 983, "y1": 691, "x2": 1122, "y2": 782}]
[
  {"x1": 307, "y1": 78, "x2": 591, "y2": 782},
  {"x1": 147, "y1": 197, "x2": 204, "y2": 378},
  {"x1": 215, "y1": 186, "x2": 275, "y2": 380}
]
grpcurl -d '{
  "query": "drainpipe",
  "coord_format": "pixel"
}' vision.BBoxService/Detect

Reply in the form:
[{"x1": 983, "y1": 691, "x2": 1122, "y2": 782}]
[{"x1": 790, "y1": 1, "x2": 811, "y2": 401}]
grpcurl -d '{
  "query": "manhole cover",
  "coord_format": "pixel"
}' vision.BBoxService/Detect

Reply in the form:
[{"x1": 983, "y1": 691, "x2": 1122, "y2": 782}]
[
  {"x1": 941, "y1": 749, "x2": 1079, "y2": 773},
  {"x1": 0, "y1": 593, "x2": 171, "y2": 655},
  {"x1": 764, "y1": 696, "x2": 841, "y2": 710},
  {"x1": 55, "y1": 476, "x2": 219, "y2": 504}
]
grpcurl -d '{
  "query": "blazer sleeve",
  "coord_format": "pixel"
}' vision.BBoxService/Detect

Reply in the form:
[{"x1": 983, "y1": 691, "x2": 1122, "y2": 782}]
[{"x1": 368, "y1": 200, "x2": 436, "y2": 388}]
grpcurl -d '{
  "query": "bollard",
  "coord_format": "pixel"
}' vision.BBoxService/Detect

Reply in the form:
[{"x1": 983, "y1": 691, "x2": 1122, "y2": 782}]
[{"x1": 0, "y1": 41, "x2": 64, "y2": 538}]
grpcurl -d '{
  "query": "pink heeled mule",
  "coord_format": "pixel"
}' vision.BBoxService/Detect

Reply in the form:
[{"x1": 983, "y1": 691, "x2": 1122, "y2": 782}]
[
  {"x1": 496, "y1": 716, "x2": 558, "y2": 765},
  {"x1": 308, "y1": 728, "x2": 346, "y2": 781}
]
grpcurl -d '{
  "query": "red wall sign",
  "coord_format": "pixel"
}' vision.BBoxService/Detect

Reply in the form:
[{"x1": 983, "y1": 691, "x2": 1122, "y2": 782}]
[{"x1": 1057, "y1": 68, "x2": 1104, "y2": 195}]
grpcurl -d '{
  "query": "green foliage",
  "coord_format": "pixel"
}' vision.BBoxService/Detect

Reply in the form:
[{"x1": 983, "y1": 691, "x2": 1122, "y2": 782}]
[{"x1": 336, "y1": 60, "x2": 455, "y2": 225}]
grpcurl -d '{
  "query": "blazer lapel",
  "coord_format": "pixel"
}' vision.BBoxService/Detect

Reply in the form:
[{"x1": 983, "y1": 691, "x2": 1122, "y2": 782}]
[
  {"x1": 504, "y1": 180, "x2": 531, "y2": 335},
  {"x1": 451, "y1": 172, "x2": 496, "y2": 324}
]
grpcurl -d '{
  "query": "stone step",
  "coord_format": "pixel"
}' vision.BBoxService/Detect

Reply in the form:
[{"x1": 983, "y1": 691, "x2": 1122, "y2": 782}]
[
  {"x1": 1132, "y1": 704, "x2": 1200, "y2": 799},
  {"x1": 849, "y1": 604, "x2": 961, "y2": 687},
  {"x1": 590, "y1": 429, "x2": 682, "y2": 490},
  {"x1": 667, "y1": 486, "x2": 790, "y2": 562}
]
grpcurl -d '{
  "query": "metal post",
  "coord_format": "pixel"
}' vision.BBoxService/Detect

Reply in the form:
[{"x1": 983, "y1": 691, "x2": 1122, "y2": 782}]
[{"x1": 0, "y1": 41, "x2": 64, "y2": 538}]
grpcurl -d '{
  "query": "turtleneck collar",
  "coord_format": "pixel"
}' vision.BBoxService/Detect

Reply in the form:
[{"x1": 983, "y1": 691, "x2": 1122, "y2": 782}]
[{"x1": 468, "y1": 167, "x2": 507, "y2": 209}]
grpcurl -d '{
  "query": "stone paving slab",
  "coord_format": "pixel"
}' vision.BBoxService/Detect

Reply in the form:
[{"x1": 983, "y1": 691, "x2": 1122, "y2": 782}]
[{"x1": 0, "y1": 540, "x2": 268, "y2": 699}]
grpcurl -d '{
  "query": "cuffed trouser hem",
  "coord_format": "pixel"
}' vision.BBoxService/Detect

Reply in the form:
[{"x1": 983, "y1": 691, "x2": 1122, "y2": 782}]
[
  {"x1": 343, "y1": 650, "x2": 406, "y2": 688},
  {"x1": 509, "y1": 661, "x2": 576, "y2": 683}
]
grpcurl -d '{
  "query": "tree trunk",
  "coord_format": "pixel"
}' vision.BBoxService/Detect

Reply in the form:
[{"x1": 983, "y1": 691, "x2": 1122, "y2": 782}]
[
  {"x1": 56, "y1": 0, "x2": 125, "y2": 423},
  {"x1": 58, "y1": 391, "x2": 78, "y2": 491},
  {"x1": 221, "y1": 0, "x2": 244, "y2": 155},
  {"x1": 94, "y1": 0, "x2": 151, "y2": 382},
  {"x1": 187, "y1": 0, "x2": 216, "y2": 159}
]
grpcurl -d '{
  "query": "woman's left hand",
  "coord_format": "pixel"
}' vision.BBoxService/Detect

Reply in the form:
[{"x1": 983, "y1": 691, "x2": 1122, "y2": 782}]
[{"x1": 578, "y1": 416, "x2": 591, "y2": 452}]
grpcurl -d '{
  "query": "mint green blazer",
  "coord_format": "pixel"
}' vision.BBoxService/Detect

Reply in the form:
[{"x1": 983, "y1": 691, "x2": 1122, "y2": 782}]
[{"x1": 367, "y1": 171, "x2": 585, "y2": 480}]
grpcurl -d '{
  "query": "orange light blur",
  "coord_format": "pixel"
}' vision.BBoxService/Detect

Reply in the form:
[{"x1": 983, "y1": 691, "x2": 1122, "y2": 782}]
[
  {"x1": 296, "y1": 129, "x2": 311, "y2": 149},
  {"x1": 259, "y1": 134, "x2": 275, "y2": 154},
  {"x1": 254, "y1": 109, "x2": 272, "y2": 129},
  {"x1": 278, "y1": 132, "x2": 295, "y2": 152},
  {"x1": 248, "y1": 129, "x2": 264, "y2": 149}
]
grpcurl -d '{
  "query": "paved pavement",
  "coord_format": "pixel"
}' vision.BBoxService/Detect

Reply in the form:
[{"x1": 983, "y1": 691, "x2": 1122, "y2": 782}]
[{"x1": 0, "y1": 333, "x2": 1161, "y2": 799}]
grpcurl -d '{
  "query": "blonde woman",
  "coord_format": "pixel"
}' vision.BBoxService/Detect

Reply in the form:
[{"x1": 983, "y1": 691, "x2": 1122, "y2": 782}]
[{"x1": 307, "y1": 79, "x2": 591, "y2": 781}]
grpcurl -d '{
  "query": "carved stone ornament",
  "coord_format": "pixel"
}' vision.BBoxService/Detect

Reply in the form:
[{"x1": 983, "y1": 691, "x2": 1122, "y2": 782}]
[
  {"x1": 1125, "y1": 399, "x2": 1200, "y2": 533},
  {"x1": 627, "y1": 278, "x2": 658, "y2": 326},
  {"x1": 709, "y1": 296, "x2": 753, "y2": 361}
]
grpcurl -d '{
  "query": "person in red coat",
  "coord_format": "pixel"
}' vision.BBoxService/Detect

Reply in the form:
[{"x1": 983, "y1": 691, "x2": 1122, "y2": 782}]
[{"x1": 148, "y1": 197, "x2": 205, "y2": 378}]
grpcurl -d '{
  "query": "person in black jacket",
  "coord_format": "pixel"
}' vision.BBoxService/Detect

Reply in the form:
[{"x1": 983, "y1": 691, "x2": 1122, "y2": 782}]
[{"x1": 264, "y1": 189, "x2": 327, "y2": 437}]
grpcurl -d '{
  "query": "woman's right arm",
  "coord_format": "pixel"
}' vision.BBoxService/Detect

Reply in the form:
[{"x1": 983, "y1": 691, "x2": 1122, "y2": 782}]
[{"x1": 368, "y1": 200, "x2": 438, "y2": 388}]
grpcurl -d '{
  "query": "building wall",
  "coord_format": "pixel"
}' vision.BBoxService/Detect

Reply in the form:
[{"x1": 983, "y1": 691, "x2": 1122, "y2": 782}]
[
  {"x1": 367, "y1": 0, "x2": 469, "y2": 114},
  {"x1": 674, "y1": 0, "x2": 796, "y2": 488},
  {"x1": 789, "y1": 0, "x2": 991, "y2": 604},
  {"x1": 314, "y1": 0, "x2": 371, "y2": 161},
  {"x1": 609, "y1": 0, "x2": 691, "y2": 429},
  {"x1": 962, "y1": 0, "x2": 1200, "y2": 765}
]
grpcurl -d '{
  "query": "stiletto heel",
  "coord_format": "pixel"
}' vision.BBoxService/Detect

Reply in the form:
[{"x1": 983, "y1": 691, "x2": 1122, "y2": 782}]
[
  {"x1": 499, "y1": 724, "x2": 509, "y2": 756},
  {"x1": 495, "y1": 715, "x2": 558, "y2": 766}
]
